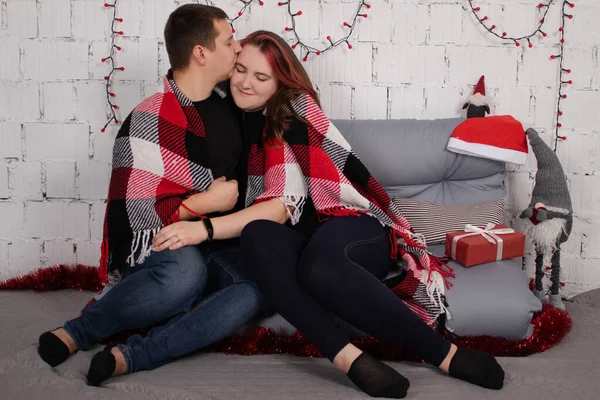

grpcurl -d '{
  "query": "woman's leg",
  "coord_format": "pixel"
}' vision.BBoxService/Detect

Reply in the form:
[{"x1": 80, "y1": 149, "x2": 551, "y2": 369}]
[
  {"x1": 240, "y1": 220, "x2": 351, "y2": 360},
  {"x1": 297, "y1": 214, "x2": 504, "y2": 390},
  {"x1": 298, "y1": 215, "x2": 451, "y2": 366},
  {"x1": 241, "y1": 220, "x2": 410, "y2": 399}
]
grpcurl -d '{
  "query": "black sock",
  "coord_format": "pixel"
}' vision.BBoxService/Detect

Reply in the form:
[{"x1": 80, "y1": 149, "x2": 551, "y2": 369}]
[
  {"x1": 347, "y1": 352, "x2": 410, "y2": 398},
  {"x1": 87, "y1": 346, "x2": 116, "y2": 387},
  {"x1": 448, "y1": 348, "x2": 505, "y2": 390},
  {"x1": 38, "y1": 331, "x2": 71, "y2": 367}
]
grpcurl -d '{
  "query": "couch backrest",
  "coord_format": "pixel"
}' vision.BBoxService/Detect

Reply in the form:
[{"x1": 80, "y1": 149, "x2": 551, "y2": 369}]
[{"x1": 331, "y1": 118, "x2": 506, "y2": 205}]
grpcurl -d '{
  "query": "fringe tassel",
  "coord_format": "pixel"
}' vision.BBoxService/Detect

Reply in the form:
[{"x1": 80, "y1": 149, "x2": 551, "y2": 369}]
[
  {"x1": 125, "y1": 228, "x2": 160, "y2": 267},
  {"x1": 423, "y1": 271, "x2": 451, "y2": 319},
  {"x1": 428, "y1": 255, "x2": 456, "y2": 290},
  {"x1": 281, "y1": 195, "x2": 306, "y2": 225},
  {"x1": 394, "y1": 248, "x2": 455, "y2": 319}
]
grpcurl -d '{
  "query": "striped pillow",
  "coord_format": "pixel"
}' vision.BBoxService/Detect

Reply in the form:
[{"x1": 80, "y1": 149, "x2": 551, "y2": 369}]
[{"x1": 392, "y1": 198, "x2": 506, "y2": 245}]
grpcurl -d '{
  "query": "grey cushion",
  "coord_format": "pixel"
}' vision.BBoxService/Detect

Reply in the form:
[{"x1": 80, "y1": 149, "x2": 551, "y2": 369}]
[
  {"x1": 331, "y1": 118, "x2": 506, "y2": 204},
  {"x1": 429, "y1": 245, "x2": 543, "y2": 340}
]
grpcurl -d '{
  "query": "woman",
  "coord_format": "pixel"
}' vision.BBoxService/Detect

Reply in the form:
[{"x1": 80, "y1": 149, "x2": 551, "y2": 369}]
[{"x1": 152, "y1": 31, "x2": 505, "y2": 398}]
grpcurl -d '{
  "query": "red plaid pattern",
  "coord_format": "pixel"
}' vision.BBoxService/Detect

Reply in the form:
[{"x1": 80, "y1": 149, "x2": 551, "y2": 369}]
[{"x1": 99, "y1": 75, "x2": 228, "y2": 284}]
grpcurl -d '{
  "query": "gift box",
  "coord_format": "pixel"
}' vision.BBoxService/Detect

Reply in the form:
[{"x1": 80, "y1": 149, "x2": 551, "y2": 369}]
[{"x1": 445, "y1": 223, "x2": 526, "y2": 267}]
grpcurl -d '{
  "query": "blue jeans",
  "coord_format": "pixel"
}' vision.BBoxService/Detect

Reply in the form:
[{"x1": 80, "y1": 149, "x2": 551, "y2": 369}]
[
  {"x1": 64, "y1": 245, "x2": 208, "y2": 351},
  {"x1": 64, "y1": 240, "x2": 263, "y2": 372},
  {"x1": 117, "y1": 239, "x2": 263, "y2": 373}
]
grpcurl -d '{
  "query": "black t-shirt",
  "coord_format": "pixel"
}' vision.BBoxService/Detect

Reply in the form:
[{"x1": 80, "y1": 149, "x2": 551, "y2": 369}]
[
  {"x1": 241, "y1": 110, "x2": 321, "y2": 237},
  {"x1": 193, "y1": 91, "x2": 242, "y2": 181},
  {"x1": 193, "y1": 91, "x2": 244, "y2": 214}
]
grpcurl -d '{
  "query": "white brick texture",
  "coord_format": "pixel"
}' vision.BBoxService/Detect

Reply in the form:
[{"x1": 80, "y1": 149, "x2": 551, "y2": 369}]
[
  {"x1": 0, "y1": 122, "x2": 22, "y2": 159},
  {"x1": 46, "y1": 162, "x2": 76, "y2": 199},
  {"x1": 0, "y1": 0, "x2": 598, "y2": 298},
  {"x1": 42, "y1": 241, "x2": 76, "y2": 268}
]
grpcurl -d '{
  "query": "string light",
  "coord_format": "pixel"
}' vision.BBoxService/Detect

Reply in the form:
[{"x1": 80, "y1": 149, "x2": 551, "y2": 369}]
[
  {"x1": 279, "y1": 1, "x2": 370, "y2": 62},
  {"x1": 202, "y1": 0, "x2": 264, "y2": 34},
  {"x1": 467, "y1": 1, "x2": 575, "y2": 152},
  {"x1": 101, "y1": 1, "x2": 369, "y2": 130},
  {"x1": 101, "y1": 1, "x2": 264, "y2": 132},
  {"x1": 100, "y1": 1, "x2": 123, "y2": 133},
  {"x1": 553, "y1": 1, "x2": 575, "y2": 151}
]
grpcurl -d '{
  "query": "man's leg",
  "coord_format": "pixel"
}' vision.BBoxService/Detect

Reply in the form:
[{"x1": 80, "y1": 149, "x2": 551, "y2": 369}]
[
  {"x1": 89, "y1": 240, "x2": 263, "y2": 380},
  {"x1": 39, "y1": 245, "x2": 208, "y2": 367}
]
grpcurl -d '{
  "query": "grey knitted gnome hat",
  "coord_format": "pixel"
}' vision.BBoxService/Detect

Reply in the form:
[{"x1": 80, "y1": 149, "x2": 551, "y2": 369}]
[{"x1": 526, "y1": 128, "x2": 573, "y2": 213}]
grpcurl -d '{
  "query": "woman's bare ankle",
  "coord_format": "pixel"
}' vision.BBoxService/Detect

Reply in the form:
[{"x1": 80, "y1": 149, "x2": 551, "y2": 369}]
[
  {"x1": 332, "y1": 344, "x2": 363, "y2": 374},
  {"x1": 438, "y1": 343, "x2": 458, "y2": 373},
  {"x1": 52, "y1": 328, "x2": 78, "y2": 354}
]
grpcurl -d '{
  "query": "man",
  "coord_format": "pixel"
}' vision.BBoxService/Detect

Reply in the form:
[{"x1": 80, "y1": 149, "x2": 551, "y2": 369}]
[{"x1": 37, "y1": 4, "x2": 264, "y2": 386}]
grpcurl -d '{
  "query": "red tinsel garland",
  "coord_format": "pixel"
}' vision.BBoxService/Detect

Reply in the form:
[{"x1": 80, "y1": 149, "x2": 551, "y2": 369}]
[
  {"x1": 0, "y1": 264, "x2": 103, "y2": 293},
  {"x1": 0, "y1": 265, "x2": 572, "y2": 360}
]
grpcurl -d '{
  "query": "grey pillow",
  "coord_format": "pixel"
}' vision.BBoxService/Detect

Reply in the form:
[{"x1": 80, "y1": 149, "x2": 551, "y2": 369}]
[
  {"x1": 393, "y1": 197, "x2": 506, "y2": 244},
  {"x1": 428, "y1": 244, "x2": 543, "y2": 340}
]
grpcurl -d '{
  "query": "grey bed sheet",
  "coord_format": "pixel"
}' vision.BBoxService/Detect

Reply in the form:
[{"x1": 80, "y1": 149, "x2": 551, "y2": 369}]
[{"x1": 0, "y1": 289, "x2": 598, "y2": 400}]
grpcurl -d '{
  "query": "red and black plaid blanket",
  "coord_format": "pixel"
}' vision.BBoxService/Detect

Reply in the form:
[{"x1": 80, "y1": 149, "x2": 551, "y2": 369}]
[
  {"x1": 98, "y1": 74, "x2": 228, "y2": 284},
  {"x1": 246, "y1": 94, "x2": 455, "y2": 326}
]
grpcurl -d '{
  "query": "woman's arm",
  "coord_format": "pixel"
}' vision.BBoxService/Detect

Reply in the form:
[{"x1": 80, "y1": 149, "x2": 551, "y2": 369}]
[
  {"x1": 151, "y1": 198, "x2": 289, "y2": 252},
  {"x1": 211, "y1": 198, "x2": 289, "y2": 239}
]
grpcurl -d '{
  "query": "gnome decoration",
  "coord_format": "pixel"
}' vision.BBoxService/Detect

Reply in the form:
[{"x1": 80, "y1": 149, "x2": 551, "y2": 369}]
[
  {"x1": 462, "y1": 75, "x2": 492, "y2": 118},
  {"x1": 519, "y1": 128, "x2": 573, "y2": 310}
]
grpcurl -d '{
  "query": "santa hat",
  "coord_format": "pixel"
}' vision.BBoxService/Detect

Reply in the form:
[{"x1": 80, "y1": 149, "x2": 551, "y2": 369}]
[
  {"x1": 447, "y1": 115, "x2": 528, "y2": 165},
  {"x1": 462, "y1": 75, "x2": 494, "y2": 108}
]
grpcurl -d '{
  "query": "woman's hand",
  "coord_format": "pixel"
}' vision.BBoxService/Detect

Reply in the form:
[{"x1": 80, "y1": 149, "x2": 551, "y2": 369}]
[{"x1": 152, "y1": 221, "x2": 208, "y2": 252}]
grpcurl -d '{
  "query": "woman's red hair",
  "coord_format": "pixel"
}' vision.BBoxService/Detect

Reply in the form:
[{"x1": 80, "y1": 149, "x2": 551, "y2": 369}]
[{"x1": 241, "y1": 30, "x2": 320, "y2": 141}]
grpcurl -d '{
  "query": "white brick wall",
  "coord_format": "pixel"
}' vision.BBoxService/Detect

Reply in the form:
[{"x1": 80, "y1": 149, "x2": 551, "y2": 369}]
[{"x1": 1, "y1": 0, "x2": 599, "y2": 297}]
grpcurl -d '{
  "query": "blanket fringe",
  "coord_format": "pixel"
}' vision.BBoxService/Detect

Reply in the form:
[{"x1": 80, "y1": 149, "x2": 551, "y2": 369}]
[
  {"x1": 126, "y1": 228, "x2": 160, "y2": 267},
  {"x1": 395, "y1": 250, "x2": 455, "y2": 318},
  {"x1": 422, "y1": 255, "x2": 455, "y2": 316},
  {"x1": 280, "y1": 195, "x2": 307, "y2": 225},
  {"x1": 424, "y1": 271, "x2": 452, "y2": 320},
  {"x1": 428, "y1": 255, "x2": 455, "y2": 290}
]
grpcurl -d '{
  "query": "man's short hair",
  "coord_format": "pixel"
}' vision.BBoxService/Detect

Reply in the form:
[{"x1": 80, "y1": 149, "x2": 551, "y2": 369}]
[{"x1": 164, "y1": 4, "x2": 229, "y2": 71}]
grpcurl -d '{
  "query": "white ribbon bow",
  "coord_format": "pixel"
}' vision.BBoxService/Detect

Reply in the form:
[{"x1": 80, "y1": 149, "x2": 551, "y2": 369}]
[{"x1": 451, "y1": 223, "x2": 515, "y2": 261}]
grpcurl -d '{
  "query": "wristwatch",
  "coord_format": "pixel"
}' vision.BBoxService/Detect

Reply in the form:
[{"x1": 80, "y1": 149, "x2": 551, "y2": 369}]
[{"x1": 201, "y1": 218, "x2": 214, "y2": 241}]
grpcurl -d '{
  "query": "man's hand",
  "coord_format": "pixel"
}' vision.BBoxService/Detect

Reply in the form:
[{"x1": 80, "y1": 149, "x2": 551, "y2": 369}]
[
  {"x1": 152, "y1": 221, "x2": 208, "y2": 252},
  {"x1": 206, "y1": 177, "x2": 239, "y2": 212}
]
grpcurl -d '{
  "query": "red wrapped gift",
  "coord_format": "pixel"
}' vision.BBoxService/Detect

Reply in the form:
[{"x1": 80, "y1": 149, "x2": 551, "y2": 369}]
[{"x1": 445, "y1": 223, "x2": 526, "y2": 267}]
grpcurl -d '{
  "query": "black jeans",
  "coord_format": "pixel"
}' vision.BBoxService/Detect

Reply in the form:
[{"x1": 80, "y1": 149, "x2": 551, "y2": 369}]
[{"x1": 240, "y1": 214, "x2": 451, "y2": 365}]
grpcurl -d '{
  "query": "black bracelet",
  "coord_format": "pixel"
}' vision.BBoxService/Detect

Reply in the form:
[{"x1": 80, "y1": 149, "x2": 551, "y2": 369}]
[{"x1": 202, "y1": 218, "x2": 214, "y2": 241}]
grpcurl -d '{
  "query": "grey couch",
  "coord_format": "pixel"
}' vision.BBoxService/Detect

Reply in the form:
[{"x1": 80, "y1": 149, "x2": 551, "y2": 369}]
[
  {"x1": 256, "y1": 117, "x2": 542, "y2": 340},
  {"x1": 4, "y1": 118, "x2": 593, "y2": 400}
]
